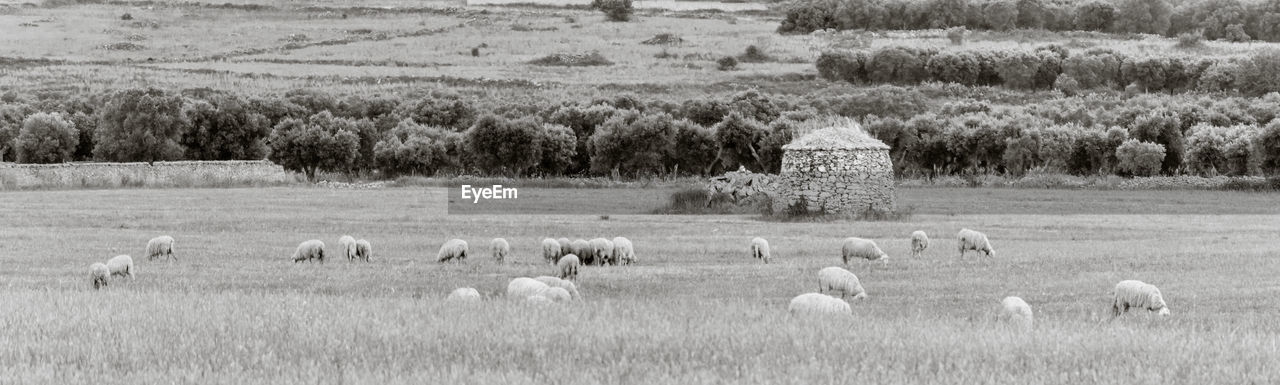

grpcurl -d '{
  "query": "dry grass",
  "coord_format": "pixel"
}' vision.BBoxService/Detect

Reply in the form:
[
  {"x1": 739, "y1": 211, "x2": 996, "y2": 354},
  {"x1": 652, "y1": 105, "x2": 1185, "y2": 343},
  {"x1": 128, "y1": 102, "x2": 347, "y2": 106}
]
[{"x1": 1, "y1": 187, "x2": 1279, "y2": 383}]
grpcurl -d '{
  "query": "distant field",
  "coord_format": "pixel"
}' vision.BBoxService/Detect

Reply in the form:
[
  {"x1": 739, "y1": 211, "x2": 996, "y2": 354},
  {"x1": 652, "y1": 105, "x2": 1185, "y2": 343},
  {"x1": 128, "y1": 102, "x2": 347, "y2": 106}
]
[{"x1": 1, "y1": 186, "x2": 1278, "y2": 383}]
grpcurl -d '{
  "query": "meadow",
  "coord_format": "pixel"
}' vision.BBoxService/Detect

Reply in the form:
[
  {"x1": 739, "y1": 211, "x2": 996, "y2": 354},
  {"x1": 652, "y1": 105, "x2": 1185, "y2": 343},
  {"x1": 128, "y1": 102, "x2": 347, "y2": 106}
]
[{"x1": 2, "y1": 186, "x2": 1279, "y2": 384}]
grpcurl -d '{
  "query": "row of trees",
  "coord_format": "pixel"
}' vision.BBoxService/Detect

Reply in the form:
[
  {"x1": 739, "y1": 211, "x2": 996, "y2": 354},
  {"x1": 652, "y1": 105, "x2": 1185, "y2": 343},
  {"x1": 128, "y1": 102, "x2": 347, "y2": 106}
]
[
  {"x1": 817, "y1": 45, "x2": 1280, "y2": 95},
  {"x1": 779, "y1": 0, "x2": 1280, "y2": 42},
  {"x1": 3, "y1": 87, "x2": 1279, "y2": 178}
]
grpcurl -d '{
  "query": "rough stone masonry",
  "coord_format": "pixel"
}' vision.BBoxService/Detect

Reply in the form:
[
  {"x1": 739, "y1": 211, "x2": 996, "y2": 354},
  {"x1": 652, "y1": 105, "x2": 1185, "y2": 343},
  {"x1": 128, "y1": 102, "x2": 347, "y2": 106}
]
[{"x1": 774, "y1": 123, "x2": 895, "y2": 214}]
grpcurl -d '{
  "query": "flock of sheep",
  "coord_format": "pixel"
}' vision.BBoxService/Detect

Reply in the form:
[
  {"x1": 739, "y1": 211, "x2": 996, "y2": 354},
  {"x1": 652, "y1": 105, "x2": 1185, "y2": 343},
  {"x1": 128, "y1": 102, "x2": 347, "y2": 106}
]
[
  {"x1": 89, "y1": 228, "x2": 1171, "y2": 325},
  {"x1": 782, "y1": 228, "x2": 1170, "y2": 327}
]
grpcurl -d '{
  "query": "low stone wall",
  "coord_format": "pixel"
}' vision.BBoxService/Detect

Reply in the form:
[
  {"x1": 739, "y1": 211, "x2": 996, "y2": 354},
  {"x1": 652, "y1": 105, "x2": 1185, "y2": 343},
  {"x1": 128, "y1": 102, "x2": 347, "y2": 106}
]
[
  {"x1": 0, "y1": 160, "x2": 298, "y2": 189},
  {"x1": 774, "y1": 149, "x2": 895, "y2": 213}
]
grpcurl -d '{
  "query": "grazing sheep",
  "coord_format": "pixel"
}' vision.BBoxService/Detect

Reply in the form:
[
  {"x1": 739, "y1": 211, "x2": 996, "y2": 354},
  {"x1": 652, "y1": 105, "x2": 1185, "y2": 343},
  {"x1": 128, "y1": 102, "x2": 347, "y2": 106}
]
[
  {"x1": 146, "y1": 235, "x2": 175, "y2": 261},
  {"x1": 817, "y1": 267, "x2": 867, "y2": 300},
  {"x1": 557, "y1": 254, "x2": 580, "y2": 281},
  {"x1": 448, "y1": 287, "x2": 482, "y2": 302},
  {"x1": 534, "y1": 276, "x2": 581, "y2": 299},
  {"x1": 437, "y1": 239, "x2": 468, "y2": 263},
  {"x1": 751, "y1": 237, "x2": 771, "y2": 263},
  {"x1": 957, "y1": 228, "x2": 994, "y2": 258},
  {"x1": 910, "y1": 231, "x2": 929, "y2": 258},
  {"x1": 542, "y1": 238, "x2": 562, "y2": 264},
  {"x1": 788, "y1": 293, "x2": 852, "y2": 316},
  {"x1": 354, "y1": 239, "x2": 372, "y2": 262},
  {"x1": 292, "y1": 240, "x2": 326, "y2": 263},
  {"x1": 557, "y1": 238, "x2": 571, "y2": 257},
  {"x1": 570, "y1": 239, "x2": 593, "y2": 265},
  {"x1": 541, "y1": 287, "x2": 572, "y2": 302},
  {"x1": 999, "y1": 296, "x2": 1034, "y2": 329},
  {"x1": 507, "y1": 277, "x2": 552, "y2": 299},
  {"x1": 90, "y1": 263, "x2": 110, "y2": 289},
  {"x1": 106, "y1": 255, "x2": 134, "y2": 280},
  {"x1": 1111, "y1": 280, "x2": 1171, "y2": 318},
  {"x1": 590, "y1": 238, "x2": 615, "y2": 265},
  {"x1": 842, "y1": 237, "x2": 888, "y2": 265},
  {"x1": 339, "y1": 235, "x2": 357, "y2": 260},
  {"x1": 612, "y1": 237, "x2": 635, "y2": 265},
  {"x1": 491, "y1": 238, "x2": 510, "y2": 264}
]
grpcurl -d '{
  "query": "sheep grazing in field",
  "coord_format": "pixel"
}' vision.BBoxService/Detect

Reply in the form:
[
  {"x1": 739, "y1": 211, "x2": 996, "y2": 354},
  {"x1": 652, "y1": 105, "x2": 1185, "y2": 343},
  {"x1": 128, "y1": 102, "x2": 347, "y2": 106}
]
[
  {"x1": 590, "y1": 238, "x2": 615, "y2": 265},
  {"x1": 448, "y1": 287, "x2": 482, "y2": 302},
  {"x1": 106, "y1": 255, "x2": 134, "y2": 280},
  {"x1": 90, "y1": 263, "x2": 110, "y2": 289},
  {"x1": 612, "y1": 237, "x2": 635, "y2": 265},
  {"x1": 817, "y1": 267, "x2": 867, "y2": 300},
  {"x1": 293, "y1": 240, "x2": 326, "y2": 263},
  {"x1": 570, "y1": 239, "x2": 592, "y2": 264},
  {"x1": 542, "y1": 238, "x2": 562, "y2": 264},
  {"x1": 788, "y1": 293, "x2": 852, "y2": 316},
  {"x1": 535, "y1": 276, "x2": 581, "y2": 299},
  {"x1": 507, "y1": 277, "x2": 551, "y2": 298},
  {"x1": 957, "y1": 228, "x2": 994, "y2": 258},
  {"x1": 146, "y1": 235, "x2": 175, "y2": 262},
  {"x1": 842, "y1": 237, "x2": 888, "y2": 266},
  {"x1": 557, "y1": 254, "x2": 580, "y2": 281},
  {"x1": 998, "y1": 296, "x2": 1034, "y2": 330},
  {"x1": 491, "y1": 238, "x2": 510, "y2": 264},
  {"x1": 1111, "y1": 280, "x2": 1171, "y2": 318},
  {"x1": 354, "y1": 239, "x2": 372, "y2": 262},
  {"x1": 541, "y1": 287, "x2": 572, "y2": 302},
  {"x1": 750, "y1": 237, "x2": 771, "y2": 263},
  {"x1": 339, "y1": 235, "x2": 357, "y2": 260},
  {"x1": 910, "y1": 231, "x2": 929, "y2": 258},
  {"x1": 437, "y1": 239, "x2": 469, "y2": 263},
  {"x1": 557, "y1": 238, "x2": 571, "y2": 257}
]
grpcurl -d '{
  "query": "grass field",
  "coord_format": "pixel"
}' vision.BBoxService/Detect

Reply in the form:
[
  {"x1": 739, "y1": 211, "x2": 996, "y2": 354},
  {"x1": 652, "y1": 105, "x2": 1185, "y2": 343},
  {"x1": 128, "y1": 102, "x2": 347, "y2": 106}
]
[{"x1": 2, "y1": 186, "x2": 1279, "y2": 384}]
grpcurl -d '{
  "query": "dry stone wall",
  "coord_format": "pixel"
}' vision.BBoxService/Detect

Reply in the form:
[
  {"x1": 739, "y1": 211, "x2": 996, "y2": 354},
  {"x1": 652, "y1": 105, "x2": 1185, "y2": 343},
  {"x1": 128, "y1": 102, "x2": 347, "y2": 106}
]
[{"x1": 774, "y1": 149, "x2": 895, "y2": 213}]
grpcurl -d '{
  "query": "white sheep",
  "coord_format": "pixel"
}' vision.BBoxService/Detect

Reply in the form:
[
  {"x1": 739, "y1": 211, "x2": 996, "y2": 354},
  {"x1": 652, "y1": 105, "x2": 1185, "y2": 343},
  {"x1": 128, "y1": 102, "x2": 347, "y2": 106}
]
[
  {"x1": 534, "y1": 276, "x2": 581, "y2": 299},
  {"x1": 541, "y1": 287, "x2": 572, "y2": 302},
  {"x1": 106, "y1": 255, "x2": 134, "y2": 279},
  {"x1": 542, "y1": 238, "x2": 562, "y2": 264},
  {"x1": 491, "y1": 238, "x2": 510, "y2": 264},
  {"x1": 910, "y1": 231, "x2": 929, "y2": 258},
  {"x1": 570, "y1": 239, "x2": 593, "y2": 265},
  {"x1": 292, "y1": 239, "x2": 326, "y2": 263},
  {"x1": 590, "y1": 238, "x2": 615, "y2": 265},
  {"x1": 998, "y1": 296, "x2": 1033, "y2": 329},
  {"x1": 612, "y1": 237, "x2": 635, "y2": 265},
  {"x1": 751, "y1": 237, "x2": 771, "y2": 263},
  {"x1": 557, "y1": 254, "x2": 580, "y2": 281},
  {"x1": 788, "y1": 293, "x2": 852, "y2": 316},
  {"x1": 1111, "y1": 280, "x2": 1171, "y2": 318},
  {"x1": 557, "y1": 238, "x2": 571, "y2": 257},
  {"x1": 146, "y1": 235, "x2": 175, "y2": 261},
  {"x1": 339, "y1": 235, "x2": 357, "y2": 260},
  {"x1": 817, "y1": 267, "x2": 867, "y2": 300},
  {"x1": 437, "y1": 239, "x2": 468, "y2": 263},
  {"x1": 957, "y1": 228, "x2": 994, "y2": 258},
  {"x1": 842, "y1": 237, "x2": 888, "y2": 265},
  {"x1": 354, "y1": 239, "x2": 372, "y2": 262},
  {"x1": 507, "y1": 277, "x2": 551, "y2": 299},
  {"x1": 90, "y1": 263, "x2": 110, "y2": 289},
  {"x1": 448, "y1": 287, "x2": 482, "y2": 302}
]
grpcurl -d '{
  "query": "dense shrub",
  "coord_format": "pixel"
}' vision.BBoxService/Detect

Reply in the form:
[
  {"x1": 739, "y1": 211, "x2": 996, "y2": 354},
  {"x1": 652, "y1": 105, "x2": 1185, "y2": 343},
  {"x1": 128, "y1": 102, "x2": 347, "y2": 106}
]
[
  {"x1": 594, "y1": 0, "x2": 634, "y2": 22},
  {"x1": 373, "y1": 120, "x2": 461, "y2": 177},
  {"x1": 547, "y1": 104, "x2": 617, "y2": 174},
  {"x1": 464, "y1": 115, "x2": 544, "y2": 176},
  {"x1": 777, "y1": 0, "x2": 840, "y2": 33},
  {"x1": 668, "y1": 120, "x2": 718, "y2": 175},
  {"x1": 926, "y1": 51, "x2": 981, "y2": 85},
  {"x1": 285, "y1": 89, "x2": 340, "y2": 116},
  {"x1": 679, "y1": 98, "x2": 732, "y2": 127},
  {"x1": 866, "y1": 47, "x2": 930, "y2": 84},
  {"x1": 1116, "y1": 139, "x2": 1167, "y2": 176},
  {"x1": 180, "y1": 93, "x2": 270, "y2": 160},
  {"x1": 712, "y1": 112, "x2": 769, "y2": 172},
  {"x1": 267, "y1": 111, "x2": 362, "y2": 181},
  {"x1": 1112, "y1": 0, "x2": 1174, "y2": 34},
  {"x1": 1258, "y1": 120, "x2": 1280, "y2": 175},
  {"x1": 535, "y1": 124, "x2": 577, "y2": 175},
  {"x1": 0, "y1": 103, "x2": 33, "y2": 162},
  {"x1": 589, "y1": 111, "x2": 678, "y2": 176},
  {"x1": 394, "y1": 92, "x2": 476, "y2": 131},
  {"x1": 14, "y1": 112, "x2": 78, "y2": 164},
  {"x1": 717, "y1": 56, "x2": 739, "y2": 71},
  {"x1": 94, "y1": 88, "x2": 187, "y2": 164},
  {"x1": 1128, "y1": 109, "x2": 1185, "y2": 174}
]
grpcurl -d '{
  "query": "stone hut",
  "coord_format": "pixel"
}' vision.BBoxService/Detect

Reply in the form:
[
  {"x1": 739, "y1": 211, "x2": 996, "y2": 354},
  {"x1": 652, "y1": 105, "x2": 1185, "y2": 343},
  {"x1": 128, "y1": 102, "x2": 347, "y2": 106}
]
[{"x1": 773, "y1": 119, "x2": 894, "y2": 214}]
